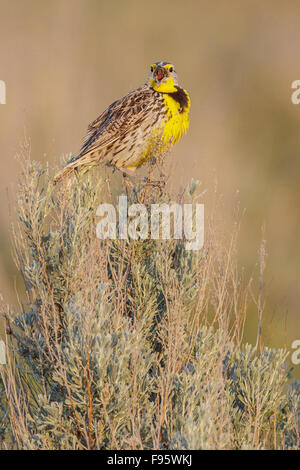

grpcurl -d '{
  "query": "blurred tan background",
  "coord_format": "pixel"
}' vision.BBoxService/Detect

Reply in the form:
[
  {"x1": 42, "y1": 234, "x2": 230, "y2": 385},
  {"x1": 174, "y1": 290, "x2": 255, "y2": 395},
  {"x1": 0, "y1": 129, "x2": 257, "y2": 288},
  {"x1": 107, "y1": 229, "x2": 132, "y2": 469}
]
[{"x1": 0, "y1": 0, "x2": 299, "y2": 375}]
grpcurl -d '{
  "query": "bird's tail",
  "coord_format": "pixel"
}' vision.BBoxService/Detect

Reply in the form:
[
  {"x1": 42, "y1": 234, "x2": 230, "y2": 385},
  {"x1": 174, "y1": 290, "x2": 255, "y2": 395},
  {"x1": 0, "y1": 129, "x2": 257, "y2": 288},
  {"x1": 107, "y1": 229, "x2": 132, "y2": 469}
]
[
  {"x1": 53, "y1": 154, "x2": 96, "y2": 184},
  {"x1": 53, "y1": 166, "x2": 76, "y2": 184}
]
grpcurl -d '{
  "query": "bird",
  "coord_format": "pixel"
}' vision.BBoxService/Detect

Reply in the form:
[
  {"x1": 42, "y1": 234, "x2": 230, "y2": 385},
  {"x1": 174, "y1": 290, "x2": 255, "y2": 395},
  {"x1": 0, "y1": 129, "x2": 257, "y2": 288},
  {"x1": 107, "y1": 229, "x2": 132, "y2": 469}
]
[{"x1": 54, "y1": 61, "x2": 191, "y2": 183}]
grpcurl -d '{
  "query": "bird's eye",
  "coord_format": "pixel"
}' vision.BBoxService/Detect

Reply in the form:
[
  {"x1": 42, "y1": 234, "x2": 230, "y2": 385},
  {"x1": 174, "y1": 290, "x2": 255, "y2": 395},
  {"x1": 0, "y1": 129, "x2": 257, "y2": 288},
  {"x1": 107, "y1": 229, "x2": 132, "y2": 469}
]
[
  {"x1": 151, "y1": 66, "x2": 154, "y2": 72},
  {"x1": 169, "y1": 67, "x2": 173, "y2": 72}
]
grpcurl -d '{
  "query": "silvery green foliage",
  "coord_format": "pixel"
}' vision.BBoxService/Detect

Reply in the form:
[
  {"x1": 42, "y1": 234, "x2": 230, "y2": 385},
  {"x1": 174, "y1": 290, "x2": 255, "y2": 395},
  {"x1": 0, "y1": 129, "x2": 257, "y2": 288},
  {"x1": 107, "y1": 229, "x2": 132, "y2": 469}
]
[{"x1": 0, "y1": 160, "x2": 299, "y2": 449}]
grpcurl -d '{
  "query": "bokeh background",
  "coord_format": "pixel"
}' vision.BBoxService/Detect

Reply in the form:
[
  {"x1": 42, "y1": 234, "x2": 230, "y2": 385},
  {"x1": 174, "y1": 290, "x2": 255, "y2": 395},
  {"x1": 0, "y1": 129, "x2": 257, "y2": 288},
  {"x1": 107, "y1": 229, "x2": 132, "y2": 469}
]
[{"x1": 0, "y1": 0, "x2": 299, "y2": 376}]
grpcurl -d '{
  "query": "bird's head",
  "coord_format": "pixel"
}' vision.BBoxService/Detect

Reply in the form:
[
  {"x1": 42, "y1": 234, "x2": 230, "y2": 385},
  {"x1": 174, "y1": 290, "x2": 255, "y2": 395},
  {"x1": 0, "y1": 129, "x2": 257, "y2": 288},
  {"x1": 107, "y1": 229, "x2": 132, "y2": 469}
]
[{"x1": 147, "y1": 62, "x2": 178, "y2": 93}]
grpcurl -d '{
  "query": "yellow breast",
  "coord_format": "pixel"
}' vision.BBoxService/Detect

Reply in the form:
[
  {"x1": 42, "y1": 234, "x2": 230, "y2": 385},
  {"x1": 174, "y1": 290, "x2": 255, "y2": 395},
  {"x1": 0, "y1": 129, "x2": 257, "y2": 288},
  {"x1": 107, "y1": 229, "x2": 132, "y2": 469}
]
[
  {"x1": 125, "y1": 87, "x2": 190, "y2": 170},
  {"x1": 162, "y1": 91, "x2": 190, "y2": 146}
]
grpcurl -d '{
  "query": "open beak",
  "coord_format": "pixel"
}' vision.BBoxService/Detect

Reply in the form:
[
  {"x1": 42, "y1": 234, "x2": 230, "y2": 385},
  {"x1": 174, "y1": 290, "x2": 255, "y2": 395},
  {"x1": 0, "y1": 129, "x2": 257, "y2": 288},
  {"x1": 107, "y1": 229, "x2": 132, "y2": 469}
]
[{"x1": 154, "y1": 66, "x2": 166, "y2": 84}]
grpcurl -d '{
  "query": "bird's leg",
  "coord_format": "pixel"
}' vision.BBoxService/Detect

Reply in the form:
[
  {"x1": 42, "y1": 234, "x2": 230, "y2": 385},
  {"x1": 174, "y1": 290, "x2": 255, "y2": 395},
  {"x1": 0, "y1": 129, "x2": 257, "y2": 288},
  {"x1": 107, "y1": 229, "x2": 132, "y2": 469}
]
[
  {"x1": 122, "y1": 173, "x2": 133, "y2": 197},
  {"x1": 118, "y1": 167, "x2": 148, "y2": 183},
  {"x1": 146, "y1": 156, "x2": 157, "y2": 182},
  {"x1": 141, "y1": 156, "x2": 167, "y2": 193},
  {"x1": 118, "y1": 168, "x2": 139, "y2": 200},
  {"x1": 104, "y1": 170, "x2": 113, "y2": 203},
  {"x1": 118, "y1": 167, "x2": 137, "y2": 178},
  {"x1": 155, "y1": 158, "x2": 168, "y2": 180},
  {"x1": 118, "y1": 166, "x2": 165, "y2": 202}
]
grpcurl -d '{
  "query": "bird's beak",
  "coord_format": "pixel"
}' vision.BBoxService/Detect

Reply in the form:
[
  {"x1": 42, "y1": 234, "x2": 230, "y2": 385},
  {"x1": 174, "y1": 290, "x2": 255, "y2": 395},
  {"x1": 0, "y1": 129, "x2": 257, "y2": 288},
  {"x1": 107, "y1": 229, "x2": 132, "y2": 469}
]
[{"x1": 154, "y1": 66, "x2": 167, "y2": 84}]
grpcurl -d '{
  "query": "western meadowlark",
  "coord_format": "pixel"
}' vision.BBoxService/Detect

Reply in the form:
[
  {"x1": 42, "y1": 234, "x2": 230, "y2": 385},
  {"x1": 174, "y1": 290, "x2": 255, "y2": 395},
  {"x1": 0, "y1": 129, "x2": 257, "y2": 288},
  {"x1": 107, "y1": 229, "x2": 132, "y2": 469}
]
[{"x1": 54, "y1": 61, "x2": 190, "y2": 183}]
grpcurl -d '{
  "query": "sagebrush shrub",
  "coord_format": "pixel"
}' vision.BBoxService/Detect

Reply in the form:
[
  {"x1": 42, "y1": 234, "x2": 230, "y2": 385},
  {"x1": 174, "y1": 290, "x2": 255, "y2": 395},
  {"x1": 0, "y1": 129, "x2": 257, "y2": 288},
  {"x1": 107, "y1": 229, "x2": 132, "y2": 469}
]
[{"x1": 0, "y1": 150, "x2": 299, "y2": 449}]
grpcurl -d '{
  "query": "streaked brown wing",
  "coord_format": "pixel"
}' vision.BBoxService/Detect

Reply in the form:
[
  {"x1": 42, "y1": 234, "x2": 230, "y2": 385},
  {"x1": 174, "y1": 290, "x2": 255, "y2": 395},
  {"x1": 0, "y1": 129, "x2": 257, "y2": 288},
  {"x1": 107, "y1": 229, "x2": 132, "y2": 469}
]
[{"x1": 78, "y1": 85, "x2": 154, "y2": 158}]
